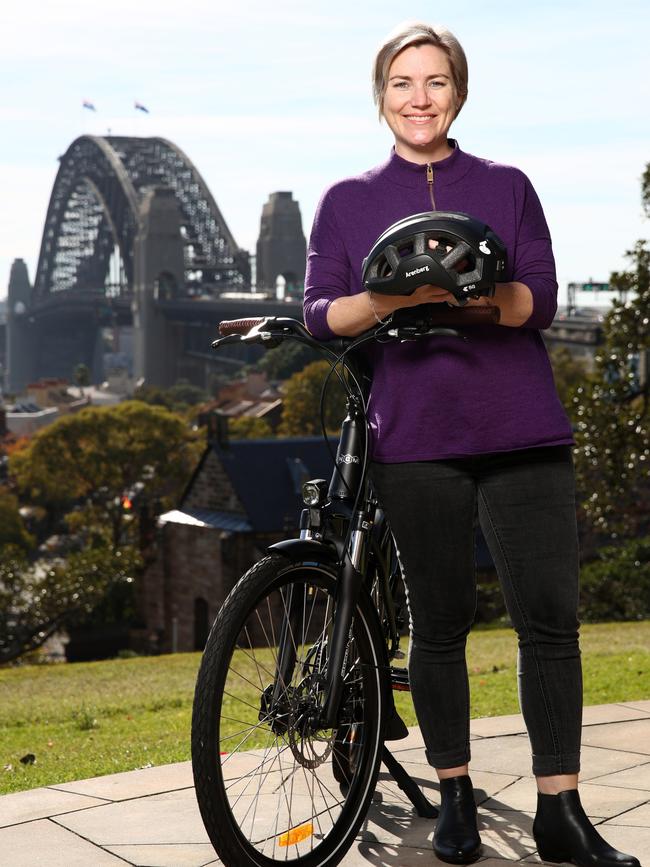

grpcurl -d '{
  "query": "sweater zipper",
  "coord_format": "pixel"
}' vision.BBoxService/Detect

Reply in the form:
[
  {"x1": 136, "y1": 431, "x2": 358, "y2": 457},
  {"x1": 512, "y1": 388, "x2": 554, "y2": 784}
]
[{"x1": 426, "y1": 163, "x2": 436, "y2": 209}]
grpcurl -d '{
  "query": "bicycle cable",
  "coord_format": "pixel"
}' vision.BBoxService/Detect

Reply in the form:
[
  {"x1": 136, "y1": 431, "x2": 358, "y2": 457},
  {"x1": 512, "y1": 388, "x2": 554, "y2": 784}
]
[{"x1": 317, "y1": 329, "x2": 389, "y2": 561}]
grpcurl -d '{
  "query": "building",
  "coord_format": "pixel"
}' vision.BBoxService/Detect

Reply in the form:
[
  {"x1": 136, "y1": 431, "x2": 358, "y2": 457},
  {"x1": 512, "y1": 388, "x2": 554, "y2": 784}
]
[
  {"x1": 5, "y1": 379, "x2": 88, "y2": 436},
  {"x1": 545, "y1": 307, "x2": 605, "y2": 370},
  {"x1": 137, "y1": 430, "x2": 336, "y2": 653},
  {"x1": 205, "y1": 372, "x2": 283, "y2": 429}
]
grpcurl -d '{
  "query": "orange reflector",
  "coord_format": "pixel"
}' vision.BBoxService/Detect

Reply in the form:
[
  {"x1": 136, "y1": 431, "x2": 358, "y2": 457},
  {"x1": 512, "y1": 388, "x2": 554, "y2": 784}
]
[{"x1": 279, "y1": 822, "x2": 314, "y2": 847}]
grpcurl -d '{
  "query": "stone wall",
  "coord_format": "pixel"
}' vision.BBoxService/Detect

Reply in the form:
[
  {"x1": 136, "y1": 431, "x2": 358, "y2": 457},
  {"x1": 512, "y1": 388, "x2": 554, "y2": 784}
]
[
  {"x1": 183, "y1": 449, "x2": 246, "y2": 515},
  {"x1": 138, "y1": 521, "x2": 280, "y2": 653}
]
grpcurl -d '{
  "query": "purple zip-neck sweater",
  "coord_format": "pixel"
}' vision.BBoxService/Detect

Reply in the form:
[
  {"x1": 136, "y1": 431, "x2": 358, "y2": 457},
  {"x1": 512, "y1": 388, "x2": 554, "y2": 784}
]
[{"x1": 303, "y1": 142, "x2": 573, "y2": 462}]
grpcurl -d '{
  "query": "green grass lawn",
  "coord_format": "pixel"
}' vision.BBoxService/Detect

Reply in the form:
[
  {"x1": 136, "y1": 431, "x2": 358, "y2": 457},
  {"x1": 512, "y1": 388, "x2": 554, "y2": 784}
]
[{"x1": 1, "y1": 620, "x2": 648, "y2": 795}]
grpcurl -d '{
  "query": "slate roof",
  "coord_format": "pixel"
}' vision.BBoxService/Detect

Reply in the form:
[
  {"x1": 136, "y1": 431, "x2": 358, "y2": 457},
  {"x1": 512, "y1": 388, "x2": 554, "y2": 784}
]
[
  {"x1": 198, "y1": 436, "x2": 337, "y2": 534},
  {"x1": 177, "y1": 435, "x2": 495, "y2": 569}
]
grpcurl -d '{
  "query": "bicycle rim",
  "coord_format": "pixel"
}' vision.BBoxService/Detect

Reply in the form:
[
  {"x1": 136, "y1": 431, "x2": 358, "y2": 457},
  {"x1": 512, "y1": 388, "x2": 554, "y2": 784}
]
[{"x1": 192, "y1": 556, "x2": 385, "y2": 866}]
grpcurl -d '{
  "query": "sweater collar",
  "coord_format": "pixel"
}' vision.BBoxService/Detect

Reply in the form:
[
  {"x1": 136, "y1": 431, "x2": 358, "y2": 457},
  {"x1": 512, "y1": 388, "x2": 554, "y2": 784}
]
[{"x1": 382, "y1": 139, "x2": 469, "y2": 188}]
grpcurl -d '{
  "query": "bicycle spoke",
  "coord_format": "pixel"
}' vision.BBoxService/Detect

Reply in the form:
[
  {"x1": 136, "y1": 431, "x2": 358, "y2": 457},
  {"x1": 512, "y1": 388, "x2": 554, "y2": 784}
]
[
  {"x1": 227, "y1": 664, "x2": 270, "y2": 693},
  {"x1": 193, "y1": 561, "x2": 383, "y2": 864}
]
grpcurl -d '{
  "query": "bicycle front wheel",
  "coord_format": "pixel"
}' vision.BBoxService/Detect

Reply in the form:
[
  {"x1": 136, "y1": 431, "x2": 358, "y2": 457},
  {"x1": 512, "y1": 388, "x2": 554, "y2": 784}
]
[{"x1": 191, "y1": 553, "x2": 386, "y2": 867}]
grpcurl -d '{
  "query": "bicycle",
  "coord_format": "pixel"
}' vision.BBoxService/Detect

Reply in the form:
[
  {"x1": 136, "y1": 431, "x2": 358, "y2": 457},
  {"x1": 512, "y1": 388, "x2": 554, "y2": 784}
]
[{"x1": 191, "y1": 303, "x2": 499, "y2": 867}]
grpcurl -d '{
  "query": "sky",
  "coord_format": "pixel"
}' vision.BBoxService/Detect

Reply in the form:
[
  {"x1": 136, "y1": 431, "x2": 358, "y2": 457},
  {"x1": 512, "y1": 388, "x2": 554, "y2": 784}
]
[{"x1": 2, "y1": 0, "x2": 649, "y2": 307}]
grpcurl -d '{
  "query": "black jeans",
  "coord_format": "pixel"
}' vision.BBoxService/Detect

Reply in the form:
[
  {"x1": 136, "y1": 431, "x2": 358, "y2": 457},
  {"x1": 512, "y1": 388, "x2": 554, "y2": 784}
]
[{"x1": 371, "y1": 445, "x2": 582, "y2": 776}]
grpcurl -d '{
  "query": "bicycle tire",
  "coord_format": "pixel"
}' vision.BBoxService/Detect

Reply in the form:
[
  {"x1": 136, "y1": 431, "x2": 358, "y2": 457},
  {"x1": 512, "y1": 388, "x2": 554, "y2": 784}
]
[{"x1": 191, "y1": 553, "x2": 388, "y2": 867}]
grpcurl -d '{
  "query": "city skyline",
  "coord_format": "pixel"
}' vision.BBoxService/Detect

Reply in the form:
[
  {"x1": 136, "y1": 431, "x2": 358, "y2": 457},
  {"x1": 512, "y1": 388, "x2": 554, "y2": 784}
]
[{"x1": 2, "y1": 0, "x2": 649, "y2": 306}]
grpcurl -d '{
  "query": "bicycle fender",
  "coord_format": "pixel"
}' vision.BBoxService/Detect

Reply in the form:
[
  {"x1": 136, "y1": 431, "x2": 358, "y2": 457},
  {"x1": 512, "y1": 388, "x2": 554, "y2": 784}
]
[{"x1": 267, "y1": 538, "x2": 339, "y2": 563}]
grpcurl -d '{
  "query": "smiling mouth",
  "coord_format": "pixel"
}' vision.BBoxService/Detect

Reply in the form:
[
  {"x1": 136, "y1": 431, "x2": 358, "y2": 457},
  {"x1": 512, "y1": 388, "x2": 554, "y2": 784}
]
[{"x1": 404, "y1": 114, "x2": 436, "y2": 122}]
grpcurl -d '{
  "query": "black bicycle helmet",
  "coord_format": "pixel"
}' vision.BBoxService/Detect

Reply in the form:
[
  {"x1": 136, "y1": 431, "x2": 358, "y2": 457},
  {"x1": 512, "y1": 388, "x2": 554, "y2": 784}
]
[{"x1": 362, "y1": 211, "x2": 507, "y2": 302}]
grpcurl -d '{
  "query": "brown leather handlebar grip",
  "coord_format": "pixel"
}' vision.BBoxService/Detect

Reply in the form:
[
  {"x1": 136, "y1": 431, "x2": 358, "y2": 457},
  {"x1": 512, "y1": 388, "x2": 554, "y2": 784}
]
[{"x1": 218, "y1": 317, "x2": 267, "y2": 336}]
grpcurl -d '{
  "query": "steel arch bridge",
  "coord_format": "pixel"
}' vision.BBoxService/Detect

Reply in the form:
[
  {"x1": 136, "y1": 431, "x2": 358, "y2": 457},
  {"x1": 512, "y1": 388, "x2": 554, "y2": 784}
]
[{"x1": 33, "y1": 135, "x2": 249, "y2": 301}]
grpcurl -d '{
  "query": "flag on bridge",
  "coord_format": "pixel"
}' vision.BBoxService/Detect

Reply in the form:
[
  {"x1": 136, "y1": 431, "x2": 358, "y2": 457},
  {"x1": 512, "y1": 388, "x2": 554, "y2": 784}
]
[
  {"x1": 134, "y1": 101, "x2": 150, "y2": 114},
  {"x1": 82, "y1": 100, "x2": 97, "y2": 112}
]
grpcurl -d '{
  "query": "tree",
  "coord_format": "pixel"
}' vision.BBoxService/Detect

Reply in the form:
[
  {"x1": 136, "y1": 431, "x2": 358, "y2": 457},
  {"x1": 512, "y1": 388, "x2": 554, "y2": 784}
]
[
  {"x1": 0, "y1": 545, "x2": 141, "y2": 663},
  {"x1": 0, "y1": 488, "x2": 35, "y2": 552},
  {"x1": 228, "y1": 416, "x2": 274, "y2": 439},
  {"x1": 134, "y1": 380, "x2": 208, "y2": 412},
  {"x1": 10, "y1": 401, "x2": 201, "y2": 548},
  {"x1": 4, "y1": 401, "x2": 201, "y2": 662},
  {"x1": 278, "y1": 360, "x2": 348, "y2": 436},
  {"x1": 547, "y1": 345, "x2": 591, "y2": 412},
  {"x1": 571, "y1": 166, "x2": 650, "y2": 540},
  {"x1": 257, "y1": 341, "x2": 320, "y2": 381}
]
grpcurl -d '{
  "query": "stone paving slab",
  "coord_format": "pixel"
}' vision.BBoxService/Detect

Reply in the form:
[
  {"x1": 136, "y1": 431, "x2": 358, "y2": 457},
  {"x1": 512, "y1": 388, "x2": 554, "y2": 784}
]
[
  {"x1": 475, "y1": 809, "x2": 536, "y2": 862},
  {"x1": 0, "y1": 785, "x2": 109, "y2": 829},
  {"x1": 104, "y1": 843, "x2": 219, "y2": 867},
  {"x1": 467, "y1": 701, "x2": 650, "y2": 740},
  {"x1": 1, "y1": 707, "x2": 648, "y2": 866},
  {"x1": 0, "y1": 818, "x2": 127, "y2": 866},
  {"x1": 357, "y1": 803, "x2": 537, "y2": 862},
  {"x1": 343, "y1": 841, "x2": 438, "y2": 865},
  {"x1": 481, "y1": 775, "x2": 650, "y2": 819},
  {"x1": 580, "y1": 719, "x2": 650, "y2": 754},
  {"x1": 579, "y1": 747, "x2": 650, "y2": 782},
  {"x1": 373, "y1": 764, "x2": 521, "y2": 807},
  {"x1": 470, "y1": 713, "x2": 528, "y2": 737},
  {"x1": 53, "y1": 760, "x2": 193, "y2": 802},
  {"x1": 582, "y1": 703, "x2": 650, "y2": 724},
  {"x1": 340, "y1": 842, "x2": 524, "y2": 865},
  {"x1": 620, "y1": 699, "x2": 650, "y2": 714},
  {"x1": 603, "y1": 801, "x2": 650, "y2": 827},
  {"x1": 386, "y1": 727, "x2": 482, "y2": 754},
  {"x1": 464, "y1": 733, "x2": 534, "y2": 776},
  {"x1": 468, "y1": 734, "x2": 650, "y2": 782},
  {"x1": 54, "y1": 787, "x2": 209, "y2": 846},
  {"x1": 584, "y1": 760, "x2": 650, "y2": 791}
]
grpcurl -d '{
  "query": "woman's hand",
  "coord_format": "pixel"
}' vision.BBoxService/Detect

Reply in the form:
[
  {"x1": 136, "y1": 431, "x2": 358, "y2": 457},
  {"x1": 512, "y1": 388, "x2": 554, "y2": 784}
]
[
  {"x1": 403, "y1": 283, "x2": 456, "y2": 305},
  {"x1": 327, "y1": 282, "x2": 453, "y2": 336}
]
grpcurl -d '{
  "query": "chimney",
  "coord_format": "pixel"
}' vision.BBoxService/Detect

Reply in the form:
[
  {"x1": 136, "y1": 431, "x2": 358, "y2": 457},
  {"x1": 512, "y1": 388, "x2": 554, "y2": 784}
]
[{"x1": 207, "y1": 410, "x2": 229, "y2": 450}]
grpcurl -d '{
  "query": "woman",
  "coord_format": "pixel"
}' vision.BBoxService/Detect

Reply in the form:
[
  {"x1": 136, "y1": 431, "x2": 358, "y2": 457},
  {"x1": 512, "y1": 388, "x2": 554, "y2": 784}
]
[{"x1": 303, "y1": 21, "x2": 640, "y2": 867}]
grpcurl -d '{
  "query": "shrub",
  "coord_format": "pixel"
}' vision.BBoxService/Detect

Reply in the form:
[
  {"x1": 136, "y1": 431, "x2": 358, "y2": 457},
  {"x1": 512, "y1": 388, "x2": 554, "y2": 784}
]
[{"x1": 579, "y1": 536, "x2": 650, "y2": 622}]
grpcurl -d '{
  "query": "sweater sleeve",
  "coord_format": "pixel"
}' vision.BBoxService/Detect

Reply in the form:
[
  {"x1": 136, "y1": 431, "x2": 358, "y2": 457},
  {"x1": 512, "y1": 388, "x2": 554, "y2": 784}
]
[
  {"x1": 511, "y1": 172, "x2": 558, "y2": 330},
  {"x1": 303, "y1": 187, "x2": 352, "y2": 340}
]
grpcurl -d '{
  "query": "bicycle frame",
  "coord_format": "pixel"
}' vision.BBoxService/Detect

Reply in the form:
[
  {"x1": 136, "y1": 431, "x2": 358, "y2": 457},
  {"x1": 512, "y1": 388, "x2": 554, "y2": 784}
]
[
  {"x1": 214, "y1": 306, "x2": 499, "y2": 742},
  {"x1": 193, "y1": 308, "x2": 502, "y2": 855}
]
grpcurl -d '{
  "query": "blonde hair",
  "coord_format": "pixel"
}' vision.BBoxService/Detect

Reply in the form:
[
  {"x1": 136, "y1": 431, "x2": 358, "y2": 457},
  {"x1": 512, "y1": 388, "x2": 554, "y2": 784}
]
[{"x1": 372, "y1": 21, "x2": 468, "y2": 119}]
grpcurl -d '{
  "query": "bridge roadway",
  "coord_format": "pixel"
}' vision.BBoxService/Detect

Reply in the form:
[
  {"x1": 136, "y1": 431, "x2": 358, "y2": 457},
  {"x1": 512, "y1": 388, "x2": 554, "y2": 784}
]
[
  {"x1": 14, "y1": 292, "x2": 304, "y2": 389},
  {"x1": 10, "y1": 290, "x2": 604, "y2": 391}
]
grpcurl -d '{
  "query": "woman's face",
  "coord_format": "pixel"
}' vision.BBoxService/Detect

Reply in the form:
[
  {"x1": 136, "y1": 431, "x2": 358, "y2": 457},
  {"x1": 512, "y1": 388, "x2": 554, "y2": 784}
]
[{"x1": 382, "y1": 43, "x2": 458, "y2": 163}]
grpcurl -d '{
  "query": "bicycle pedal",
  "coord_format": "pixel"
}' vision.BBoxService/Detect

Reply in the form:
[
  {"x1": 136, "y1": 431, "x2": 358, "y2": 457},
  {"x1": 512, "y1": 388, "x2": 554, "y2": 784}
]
[{"x1": 390, "y1": 666, "x2": 410, "y2": 691}]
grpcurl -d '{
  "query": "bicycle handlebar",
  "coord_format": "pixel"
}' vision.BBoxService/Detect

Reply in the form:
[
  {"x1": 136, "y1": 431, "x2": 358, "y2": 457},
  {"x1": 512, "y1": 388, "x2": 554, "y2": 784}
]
[{"x1": 217, "y1": 303, "x2": 499, "y2": 342}]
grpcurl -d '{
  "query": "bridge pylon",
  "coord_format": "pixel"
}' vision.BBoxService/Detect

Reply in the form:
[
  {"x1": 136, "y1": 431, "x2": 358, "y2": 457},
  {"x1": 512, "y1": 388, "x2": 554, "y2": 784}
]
[
  {"x1": 133, "y1": 187, "x2": 185, "y2": 388},
  {"x1": 6, "y1": 259, "x2": 34, "y2": 394}
]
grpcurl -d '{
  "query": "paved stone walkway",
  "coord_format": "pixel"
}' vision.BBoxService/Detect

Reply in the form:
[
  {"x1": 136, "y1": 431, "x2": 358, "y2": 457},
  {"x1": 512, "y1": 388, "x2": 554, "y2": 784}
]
[{"x1": 1, "y1": 701, "x2": 649, "y2": 866}]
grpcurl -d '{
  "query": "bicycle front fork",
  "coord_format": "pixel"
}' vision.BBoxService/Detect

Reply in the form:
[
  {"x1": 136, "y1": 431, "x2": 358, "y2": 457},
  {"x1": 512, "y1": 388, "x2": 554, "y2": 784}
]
[{"x1": 321, "y1": 510, "x2": 370, "y2": 728}]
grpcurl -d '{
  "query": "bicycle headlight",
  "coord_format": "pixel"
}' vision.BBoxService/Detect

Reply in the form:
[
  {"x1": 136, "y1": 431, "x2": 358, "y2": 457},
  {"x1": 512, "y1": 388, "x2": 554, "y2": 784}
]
[{"x1": 302, "y1": 479, "x2": 328, "y2": 507}]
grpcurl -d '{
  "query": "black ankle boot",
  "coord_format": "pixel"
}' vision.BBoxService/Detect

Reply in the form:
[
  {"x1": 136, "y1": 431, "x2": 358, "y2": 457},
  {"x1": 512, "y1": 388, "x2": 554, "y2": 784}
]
[
  {"x1": 433, "y1": 775, "x2": 482, "y2": 864},
  {"x1": 533, "y1": 789, "x2": 640, "y2": 866}
]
